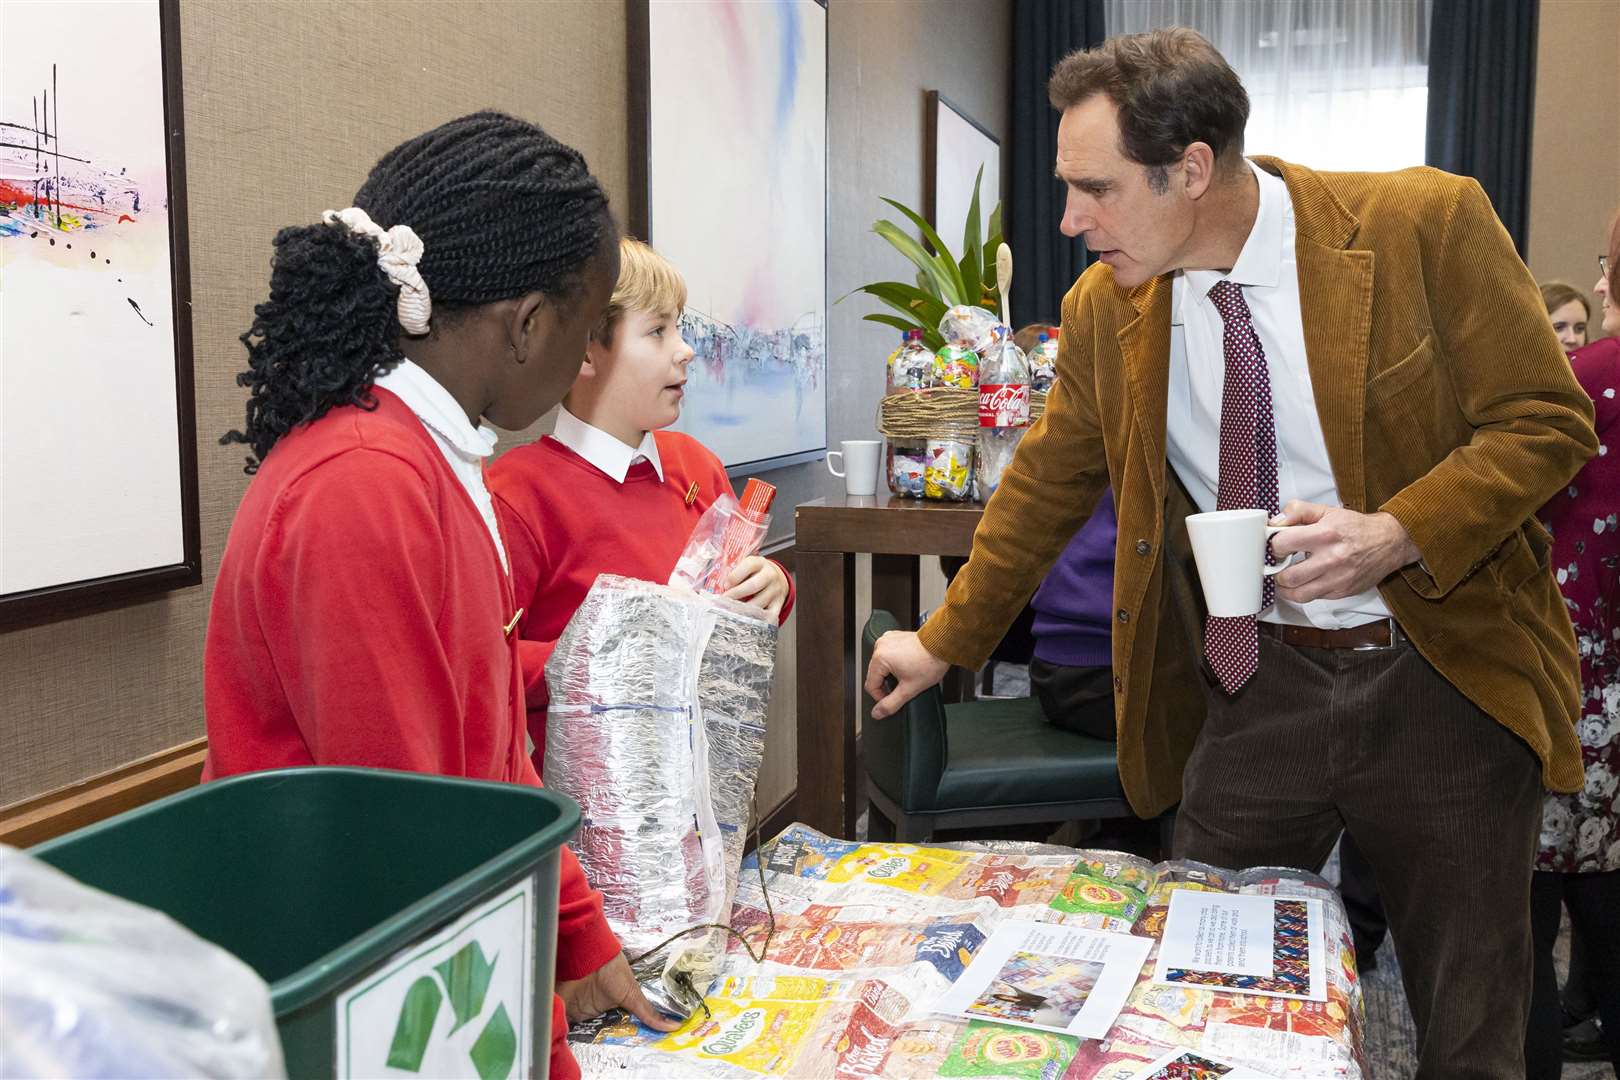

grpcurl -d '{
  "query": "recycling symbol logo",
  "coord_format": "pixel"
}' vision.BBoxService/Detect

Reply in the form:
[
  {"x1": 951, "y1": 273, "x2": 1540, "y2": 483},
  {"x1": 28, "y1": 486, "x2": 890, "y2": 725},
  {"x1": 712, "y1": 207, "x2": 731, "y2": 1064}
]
[{"x1": 385, "y1": 940, "x2": 517, "y2": 1079}]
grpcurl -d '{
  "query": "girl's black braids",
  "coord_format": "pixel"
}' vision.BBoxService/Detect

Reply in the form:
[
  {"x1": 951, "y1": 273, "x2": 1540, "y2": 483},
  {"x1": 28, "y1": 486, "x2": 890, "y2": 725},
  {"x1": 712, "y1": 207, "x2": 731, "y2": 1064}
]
[{"x1": 223, "y1": 111, "x2": 613, "y2": 472}]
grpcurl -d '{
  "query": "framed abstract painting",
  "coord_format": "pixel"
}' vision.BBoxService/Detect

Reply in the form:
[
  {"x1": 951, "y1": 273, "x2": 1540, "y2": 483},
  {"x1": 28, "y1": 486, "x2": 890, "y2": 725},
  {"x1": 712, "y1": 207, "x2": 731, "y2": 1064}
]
[
  {"x1": 629, "y1": 0, "x2": 828, "y2": 472},
  {"x1": 926, "y1": 91, "x2": 1000, "y2": 240},
  {"x1": 0, "y1": 0, "x2": 198, "y2": 626}
]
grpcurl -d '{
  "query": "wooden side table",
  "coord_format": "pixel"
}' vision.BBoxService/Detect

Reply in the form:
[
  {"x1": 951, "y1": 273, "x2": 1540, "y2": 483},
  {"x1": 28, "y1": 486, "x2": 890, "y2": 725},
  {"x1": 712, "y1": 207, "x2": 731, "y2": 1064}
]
[{"x1": 793, "y1": 494, "x2": 985, "y2": 837}]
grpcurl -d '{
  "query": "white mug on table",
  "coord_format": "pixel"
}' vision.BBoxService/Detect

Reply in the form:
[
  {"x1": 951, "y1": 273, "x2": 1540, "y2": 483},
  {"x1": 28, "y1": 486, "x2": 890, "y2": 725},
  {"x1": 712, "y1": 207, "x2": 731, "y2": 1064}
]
[
  {"x1": 826, "y1": 439, "x2": 882, "y2": 497},
  {"x1": 1185, "y1": 508, "x2": 1304, "y2": 617}
]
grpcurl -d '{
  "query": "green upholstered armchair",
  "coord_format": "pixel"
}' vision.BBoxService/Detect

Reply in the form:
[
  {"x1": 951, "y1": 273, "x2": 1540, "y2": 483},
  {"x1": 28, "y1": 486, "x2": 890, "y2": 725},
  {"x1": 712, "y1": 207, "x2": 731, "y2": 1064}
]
[{"x1": 860, "y1": 609, "x2": 1160, "y2": 844}]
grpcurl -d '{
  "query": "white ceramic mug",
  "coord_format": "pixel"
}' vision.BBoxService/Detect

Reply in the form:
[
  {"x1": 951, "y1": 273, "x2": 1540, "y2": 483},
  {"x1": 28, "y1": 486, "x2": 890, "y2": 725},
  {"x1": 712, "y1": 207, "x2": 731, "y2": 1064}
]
[
  {"x1": 826, "y1": 439, "x2": 882, "y2": 497},
  {"x1": 1185, "y1": 508, "x2": 1304, "y2": 617}
]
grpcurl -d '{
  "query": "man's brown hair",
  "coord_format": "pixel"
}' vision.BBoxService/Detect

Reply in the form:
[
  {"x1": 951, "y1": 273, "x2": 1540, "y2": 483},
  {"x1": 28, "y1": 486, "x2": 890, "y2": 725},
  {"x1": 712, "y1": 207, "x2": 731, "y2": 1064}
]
[{"x1": 1048, "y1": 28, "x2": 1249, "y2": 191}]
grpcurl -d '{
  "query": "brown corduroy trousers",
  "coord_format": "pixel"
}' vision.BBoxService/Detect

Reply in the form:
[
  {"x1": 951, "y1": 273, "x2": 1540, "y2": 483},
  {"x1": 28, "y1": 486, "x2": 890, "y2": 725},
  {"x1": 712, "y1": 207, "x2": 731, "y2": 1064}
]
[{"x1": 1175, "y1": 633, "x2": 1543, "y2": 1080}]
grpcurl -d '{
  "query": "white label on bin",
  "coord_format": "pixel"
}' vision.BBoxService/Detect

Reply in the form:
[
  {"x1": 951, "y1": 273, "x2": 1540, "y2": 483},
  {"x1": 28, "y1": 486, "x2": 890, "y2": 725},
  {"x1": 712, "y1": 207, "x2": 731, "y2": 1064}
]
[{"x1": 335, "y1": 875, "x2": 534, "y2": 1080}]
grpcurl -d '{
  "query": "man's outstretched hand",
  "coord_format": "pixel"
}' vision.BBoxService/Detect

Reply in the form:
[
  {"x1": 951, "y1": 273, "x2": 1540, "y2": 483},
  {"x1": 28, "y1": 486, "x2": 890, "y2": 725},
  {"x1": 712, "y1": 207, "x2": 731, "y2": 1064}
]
[{"x1": 863, "y1": 630, "x2": 951, "y2": 720}]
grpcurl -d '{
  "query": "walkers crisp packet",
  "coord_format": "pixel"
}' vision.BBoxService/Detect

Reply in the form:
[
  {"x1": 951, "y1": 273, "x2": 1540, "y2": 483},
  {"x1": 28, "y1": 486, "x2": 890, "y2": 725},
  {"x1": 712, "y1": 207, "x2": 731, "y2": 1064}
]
[
  {"x1": 824, "y1": 843, "x2": 975, "y2": 895},
  {"x1": 944, "y1": 857, "x2": 1071, "y2": 908},
  {"x1": 1048, "y1": 868, "x2": 1148, "y2": 920},
  {"x1": 752, "y1": 824, "x2": 860, "y2": 881},
  {"x1": 654, "y1": 976, "x2": 836, "y2": 1074},
  {"x1": 936, "y1": 1021, "x2": 1077, "y2": 1080}
]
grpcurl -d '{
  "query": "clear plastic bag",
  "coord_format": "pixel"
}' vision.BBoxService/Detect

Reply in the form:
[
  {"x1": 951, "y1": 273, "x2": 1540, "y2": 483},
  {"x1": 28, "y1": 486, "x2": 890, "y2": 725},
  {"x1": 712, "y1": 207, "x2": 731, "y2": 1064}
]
[
  {"x1": 938, "y1": 304, "x2": 1009, "y2": 353},
  {"x1": 0, "y1": 845, "x2": 286, "y2": 1079},
  {"x1": 667, "y1": 481, "x2": 774, "y2": 597}
]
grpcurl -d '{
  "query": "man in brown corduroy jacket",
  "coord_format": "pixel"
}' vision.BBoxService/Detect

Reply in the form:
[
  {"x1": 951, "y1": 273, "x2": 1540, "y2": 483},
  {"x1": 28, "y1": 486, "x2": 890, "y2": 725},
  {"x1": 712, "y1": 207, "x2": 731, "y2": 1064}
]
[{"x1": 865, "y1": 29, "x2": 1596, "y2": 1080}]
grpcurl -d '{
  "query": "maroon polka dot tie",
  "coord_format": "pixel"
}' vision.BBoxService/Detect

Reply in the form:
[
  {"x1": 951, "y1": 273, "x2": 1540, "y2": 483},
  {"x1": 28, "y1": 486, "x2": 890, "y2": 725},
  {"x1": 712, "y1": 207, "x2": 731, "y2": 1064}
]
[{"x1": 1205, "y1": 280, "x2": 1280, "y2": 695}]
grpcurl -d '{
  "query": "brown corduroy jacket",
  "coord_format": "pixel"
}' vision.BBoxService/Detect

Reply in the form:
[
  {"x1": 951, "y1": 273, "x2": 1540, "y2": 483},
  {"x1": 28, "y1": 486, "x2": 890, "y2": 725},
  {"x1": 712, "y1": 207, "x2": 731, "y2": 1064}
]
[{"x1": 917, "y1": 158, "x2": 1598, "y2": 817}]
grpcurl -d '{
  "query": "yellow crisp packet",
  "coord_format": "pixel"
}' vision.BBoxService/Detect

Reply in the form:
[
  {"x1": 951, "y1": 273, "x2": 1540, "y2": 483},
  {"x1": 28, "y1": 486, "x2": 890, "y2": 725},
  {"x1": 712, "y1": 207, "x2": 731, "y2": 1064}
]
[
  {"x1": 825, "y1": 843, "x2": 974, "y2": 895},
  {"x1": 923, "y1": 441, "x2": 972, "y2": 500},
  {"x1": 1146, "y1": 879, "x2": 1224, "y2": 906},
  {"x1": 656, "y1": 976, "x2": 836, "y2": 1074}
]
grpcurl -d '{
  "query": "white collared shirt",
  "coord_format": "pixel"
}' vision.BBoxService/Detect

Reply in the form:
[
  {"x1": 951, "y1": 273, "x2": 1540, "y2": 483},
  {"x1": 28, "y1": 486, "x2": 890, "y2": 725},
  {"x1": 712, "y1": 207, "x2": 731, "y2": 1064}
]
[
  {"x1": 372, "y1": 359, "x2": 508, "y2": 573},
  {"x1": 1167, "y1": 159, "x2": 1390, "y2": 629},
  {"x1": 550, "y1": 407, "x2": 665, "y2": 484}
]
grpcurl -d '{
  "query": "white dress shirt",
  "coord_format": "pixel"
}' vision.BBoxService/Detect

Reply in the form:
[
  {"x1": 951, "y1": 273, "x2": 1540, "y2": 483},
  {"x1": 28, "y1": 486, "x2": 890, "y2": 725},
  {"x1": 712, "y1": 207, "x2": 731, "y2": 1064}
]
[
  {"x1": 550, "y1": 407, "x2": 665, "y2": 483},
  {"x1": 1166, "y1": 159, "x2": 1390, "y2": 629},
  {"x1": 372, "y1": 359, "x2": 508, "y2": 574}
]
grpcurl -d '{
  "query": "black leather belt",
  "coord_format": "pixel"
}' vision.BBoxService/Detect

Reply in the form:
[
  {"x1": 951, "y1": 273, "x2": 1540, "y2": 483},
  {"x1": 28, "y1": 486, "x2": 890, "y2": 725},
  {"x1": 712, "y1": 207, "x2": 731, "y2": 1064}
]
[{"x1": 1257, "y1": 619, "x2": 1406, "y2": 651}]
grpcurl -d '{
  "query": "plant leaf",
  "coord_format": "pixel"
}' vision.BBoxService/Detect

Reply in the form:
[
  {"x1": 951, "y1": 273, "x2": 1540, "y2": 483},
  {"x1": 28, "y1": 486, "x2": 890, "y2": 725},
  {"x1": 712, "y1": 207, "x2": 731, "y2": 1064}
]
[
  {"x1": 988, "y1": 201, "x2": 1002, "y2": 246},
  {"x1": 855, "y1": 281, "x2": 949, "y2": 327},
  {"x1": 878, "y1": 199, "x2": 967, "y2": 303},
  {"x1": 862, "y1": 290, "x2": 935, "y2": 328},
  {"x1": 959, "y1": 248, "x2": 983, "y2": 311},
  {"x1": 873, "y1": 220, "x2": 963, "y2": 305},
  {"x1": 960, "y1": 166, "x2": 985, "y2": 303},
  {"x1": 862, "y1": 311, "x2": 944, "y2": 350},
  {"x1": 863, "y1": 311, "x2": 923, "y2": 335}
]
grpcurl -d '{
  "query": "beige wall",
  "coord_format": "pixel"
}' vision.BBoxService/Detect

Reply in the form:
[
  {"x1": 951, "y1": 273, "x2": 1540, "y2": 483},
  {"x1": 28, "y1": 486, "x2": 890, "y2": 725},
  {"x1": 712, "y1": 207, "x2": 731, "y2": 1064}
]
[
  {"x1": 0, "y1": 0, "x2": 1011, "y2": 807},
  {"x1": 1526, "y1": 0, "x2": 1620, "y2": 329}
]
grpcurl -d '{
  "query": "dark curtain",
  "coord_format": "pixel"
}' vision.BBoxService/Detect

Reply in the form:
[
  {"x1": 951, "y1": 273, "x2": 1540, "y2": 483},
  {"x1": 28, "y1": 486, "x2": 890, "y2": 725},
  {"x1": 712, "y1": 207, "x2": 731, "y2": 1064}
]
[
  {"x1": 1008, "y1": 0, "x2": 1107, "y2": 329},
  {"x1": 1425, "y1": 0, "x2": 1539, "y2": 255}
]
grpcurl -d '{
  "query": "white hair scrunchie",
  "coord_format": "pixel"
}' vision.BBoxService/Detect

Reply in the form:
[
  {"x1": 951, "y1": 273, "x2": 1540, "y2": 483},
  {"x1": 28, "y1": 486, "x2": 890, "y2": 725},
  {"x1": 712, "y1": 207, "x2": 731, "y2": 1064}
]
[{"x1": 322, "y1": 207, "x2": 433, "y2": 335}]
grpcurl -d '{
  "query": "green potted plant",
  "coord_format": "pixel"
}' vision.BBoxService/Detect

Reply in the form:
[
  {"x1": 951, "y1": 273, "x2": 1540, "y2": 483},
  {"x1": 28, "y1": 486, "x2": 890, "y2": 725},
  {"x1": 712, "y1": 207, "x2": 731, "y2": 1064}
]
[{"x1": 848, "y1": 166, "x2": 1003, "y2": 352}]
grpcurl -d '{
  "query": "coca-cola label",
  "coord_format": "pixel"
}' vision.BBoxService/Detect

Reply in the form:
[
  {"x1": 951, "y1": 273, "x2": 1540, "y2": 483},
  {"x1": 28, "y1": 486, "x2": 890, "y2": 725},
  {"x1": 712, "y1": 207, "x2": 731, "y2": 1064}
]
[{"x1": 978, "y1": 383, "x2": 1030, "y2": 427}]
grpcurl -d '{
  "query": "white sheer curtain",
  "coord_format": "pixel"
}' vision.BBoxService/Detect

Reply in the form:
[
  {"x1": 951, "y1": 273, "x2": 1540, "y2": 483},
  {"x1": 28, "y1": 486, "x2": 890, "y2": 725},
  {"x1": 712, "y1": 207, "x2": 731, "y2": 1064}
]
[{"x1": 1106, "y1": 0, "x2": 1432, "y2": 171}]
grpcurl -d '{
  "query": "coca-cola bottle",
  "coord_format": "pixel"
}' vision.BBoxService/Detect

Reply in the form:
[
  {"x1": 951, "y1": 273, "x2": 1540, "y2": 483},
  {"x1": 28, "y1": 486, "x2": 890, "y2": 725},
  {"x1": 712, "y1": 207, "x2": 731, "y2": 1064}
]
[{"x1": 975, "y1": 338, "x2": 1030, "y2": 500}]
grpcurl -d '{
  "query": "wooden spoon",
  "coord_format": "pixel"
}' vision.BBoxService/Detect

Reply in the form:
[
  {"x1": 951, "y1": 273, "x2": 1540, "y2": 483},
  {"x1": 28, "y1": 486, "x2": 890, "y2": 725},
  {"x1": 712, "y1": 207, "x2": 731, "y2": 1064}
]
[{"x1": 996, "y1": 242, "x2": 1013, "y2": 327}]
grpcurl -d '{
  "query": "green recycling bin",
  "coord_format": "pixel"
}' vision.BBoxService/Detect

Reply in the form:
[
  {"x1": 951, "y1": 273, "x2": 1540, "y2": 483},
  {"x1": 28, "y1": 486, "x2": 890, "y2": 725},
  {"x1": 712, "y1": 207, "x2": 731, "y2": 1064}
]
[{"x1": 30, "y1": 766, "x2": 579, "y2": 1080}]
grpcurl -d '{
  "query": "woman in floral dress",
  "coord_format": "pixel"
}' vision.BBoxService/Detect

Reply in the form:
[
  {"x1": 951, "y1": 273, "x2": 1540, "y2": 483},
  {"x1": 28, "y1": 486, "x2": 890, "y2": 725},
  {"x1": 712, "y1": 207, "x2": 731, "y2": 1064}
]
[{"x1": 1526, "y1": 220, "x2": 1620, "y2": 1076}]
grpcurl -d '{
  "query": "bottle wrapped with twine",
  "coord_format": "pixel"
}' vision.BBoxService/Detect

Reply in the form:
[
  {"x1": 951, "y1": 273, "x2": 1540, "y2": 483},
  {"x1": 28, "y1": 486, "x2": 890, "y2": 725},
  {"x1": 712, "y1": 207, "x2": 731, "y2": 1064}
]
[
  {"x1": 876, "y1": 388, "x2": 1047, "y2": 500},
  {"x1": 876, "y1": 387, "x2": 1048, "y2": 442}
]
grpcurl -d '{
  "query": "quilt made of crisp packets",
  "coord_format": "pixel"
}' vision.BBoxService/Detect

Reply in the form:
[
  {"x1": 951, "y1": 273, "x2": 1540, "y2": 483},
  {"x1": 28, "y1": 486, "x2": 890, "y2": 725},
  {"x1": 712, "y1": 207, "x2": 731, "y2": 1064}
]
[{"x1": 570, "y1": 824, "x2": 1366, "y2": 1080}]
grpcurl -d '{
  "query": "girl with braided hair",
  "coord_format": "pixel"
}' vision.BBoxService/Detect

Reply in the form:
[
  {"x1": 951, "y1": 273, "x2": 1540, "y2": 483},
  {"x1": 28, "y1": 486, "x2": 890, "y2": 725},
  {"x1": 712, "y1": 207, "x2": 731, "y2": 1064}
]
[{"x1": 205, "y1": 112, "x2": 676, "y2": 1077}]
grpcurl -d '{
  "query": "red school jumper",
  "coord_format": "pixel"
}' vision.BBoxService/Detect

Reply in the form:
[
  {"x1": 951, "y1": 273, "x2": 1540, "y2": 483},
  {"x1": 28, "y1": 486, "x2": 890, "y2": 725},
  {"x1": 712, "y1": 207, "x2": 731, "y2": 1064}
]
[
  {"x1": 203, "y1": 388, "x2": 617, "y2": 1080},
  {"x1": 487, "y1": 429, "x2": 794, "y2": 771}
]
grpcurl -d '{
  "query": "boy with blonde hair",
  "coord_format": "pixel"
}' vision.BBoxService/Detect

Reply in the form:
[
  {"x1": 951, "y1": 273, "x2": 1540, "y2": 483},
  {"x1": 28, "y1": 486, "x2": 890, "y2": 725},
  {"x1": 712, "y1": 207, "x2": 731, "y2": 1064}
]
[{"x1": 489, "y1": 238, "x2": 793, "y2": 770}]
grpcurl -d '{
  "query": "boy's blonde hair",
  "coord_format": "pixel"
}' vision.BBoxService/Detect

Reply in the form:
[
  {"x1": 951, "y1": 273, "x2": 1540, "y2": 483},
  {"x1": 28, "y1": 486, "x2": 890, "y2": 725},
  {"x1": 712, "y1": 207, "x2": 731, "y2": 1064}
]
[{"x1": 590, "y1": 237, "x2": 688, "y2": 346}]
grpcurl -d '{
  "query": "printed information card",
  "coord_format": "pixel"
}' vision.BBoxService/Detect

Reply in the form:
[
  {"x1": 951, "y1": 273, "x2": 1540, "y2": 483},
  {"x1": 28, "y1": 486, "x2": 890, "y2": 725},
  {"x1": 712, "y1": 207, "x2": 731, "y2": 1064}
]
[
  {"x1": 1152, "y1": 891, "x2": 1326, "y2": 1002},
  {"x1": 932, "y1": 919, "x2": 1152, "y2": 1039}
]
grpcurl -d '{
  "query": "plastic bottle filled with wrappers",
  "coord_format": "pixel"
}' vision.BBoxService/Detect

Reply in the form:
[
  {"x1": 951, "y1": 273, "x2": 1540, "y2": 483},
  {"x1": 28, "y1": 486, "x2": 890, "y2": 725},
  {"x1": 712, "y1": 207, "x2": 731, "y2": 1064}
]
[
  {"x1": 884, "y1": 329, "x2": 908, "y2": 387},
  {"x1": 884, "y1": 330, "x2": 934, "y2": 497},
  {"x1": 887, "y1": 328, "x2": 935, "y2": 393},
  {"x1": 667, "y1": 479, "x2": 775, "y2": 595},
  {"x1": 1031, "y1": 330, "x2": 1058, "y2": 391},
  {"x1": 975, "y1": 337, "x2": 1030, "y2": 500},
  {"x1": 887, "y1": 439, "x2": 929, "y2": 497},
  {"x1": 935, "y1": 305, "x2": 1005, "y2": 391},
  {"x1": 924, "y1": 438, "x2": 975, "y2": 500}
]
